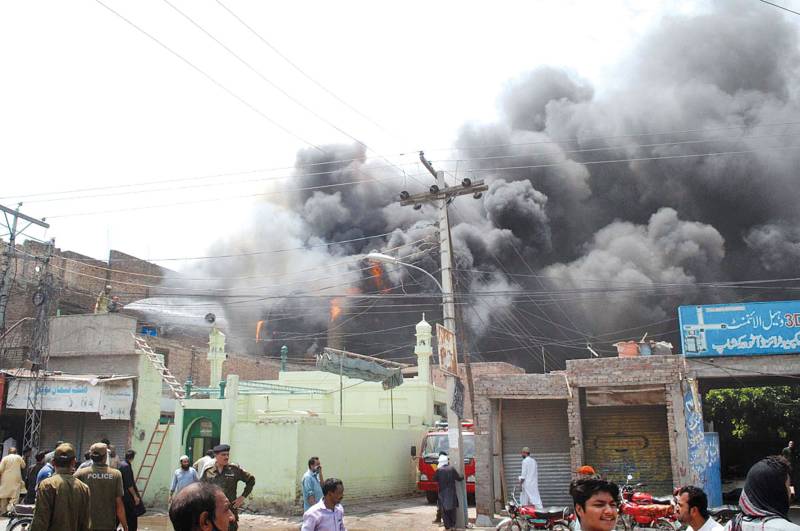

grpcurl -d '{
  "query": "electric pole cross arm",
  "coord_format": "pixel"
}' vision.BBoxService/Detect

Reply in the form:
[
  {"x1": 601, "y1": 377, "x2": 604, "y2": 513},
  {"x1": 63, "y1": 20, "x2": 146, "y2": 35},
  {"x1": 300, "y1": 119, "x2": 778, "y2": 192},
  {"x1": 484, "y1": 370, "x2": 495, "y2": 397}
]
[
  {"x1": 386, "y1": 150, "x2": 482, "y2": 529},
  {"x1": 398, "y1": 180, "x2": 488, "y2": 207}
]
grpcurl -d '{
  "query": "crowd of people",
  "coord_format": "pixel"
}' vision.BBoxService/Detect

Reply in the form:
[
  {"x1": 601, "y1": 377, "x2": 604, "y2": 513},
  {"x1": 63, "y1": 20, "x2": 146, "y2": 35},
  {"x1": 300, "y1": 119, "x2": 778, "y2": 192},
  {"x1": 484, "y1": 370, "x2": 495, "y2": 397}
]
[
  {"x1": 569, "y1": 455, "x2": 800, "y2": 531},
  {"x1": 0, "y1": 439, "x2": 346, "y2": 531},
  {"x1": 0, "y1": 435, "x2": 797, "y2": 531}
]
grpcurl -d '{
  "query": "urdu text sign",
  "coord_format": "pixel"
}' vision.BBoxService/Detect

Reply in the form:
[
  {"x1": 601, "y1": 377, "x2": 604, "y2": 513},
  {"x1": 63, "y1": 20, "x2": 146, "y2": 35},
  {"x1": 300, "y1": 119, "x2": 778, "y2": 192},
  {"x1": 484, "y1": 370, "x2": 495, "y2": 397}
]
[{"x1": 679, "y1": 300, "x2": 800, "y2": 356}]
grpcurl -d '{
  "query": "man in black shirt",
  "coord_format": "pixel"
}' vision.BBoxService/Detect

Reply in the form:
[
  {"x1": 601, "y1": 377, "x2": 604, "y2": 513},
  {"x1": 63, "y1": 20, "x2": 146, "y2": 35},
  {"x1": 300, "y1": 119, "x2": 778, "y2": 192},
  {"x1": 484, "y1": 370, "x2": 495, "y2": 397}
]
[{"x1": 118, "y1": 449, "x2": 141, "y2": 531}]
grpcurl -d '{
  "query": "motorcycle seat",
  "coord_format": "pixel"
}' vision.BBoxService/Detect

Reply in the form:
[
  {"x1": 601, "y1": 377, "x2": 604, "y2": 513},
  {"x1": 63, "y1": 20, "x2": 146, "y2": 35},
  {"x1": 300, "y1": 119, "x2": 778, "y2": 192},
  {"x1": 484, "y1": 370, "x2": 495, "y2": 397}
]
[
  {"x1": 536, "y1": 506, "x2": 572, "y2": 518},
  {"x1": 709, "y1": 505, "x2": 740, "y2": 517},
  {"x1": 650, "y1": 496, "x2": 673, "y2": 505},
  {"x1": 12, "y1": 504, "x2": 35, "y2": 516}
]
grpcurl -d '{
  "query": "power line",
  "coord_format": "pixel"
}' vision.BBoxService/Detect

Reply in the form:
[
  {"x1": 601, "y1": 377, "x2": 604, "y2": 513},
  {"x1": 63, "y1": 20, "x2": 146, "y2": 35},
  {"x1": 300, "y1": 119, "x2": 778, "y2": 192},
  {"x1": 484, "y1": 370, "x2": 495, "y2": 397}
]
[
  {"x1": 759, "y1": 0, "x2": 800, "y2": 17},
  {"x1": 38, "y1": 142, "x2": 800, "y2": 219},
  {"x1": 436, "y1": 130, "x2": 800, "y2": 164},
  {"x1": 461, "y1": 144, "x2": 800, "y2": 176},
  {"x1": 214, "y1": 0, "x2": 389, "y2": 133},
  {"x1": 415, "y1": 119, "x2": 800, "y2": 153},
  {"x1": 160, "y1": 0, "x2": 374, "y2": 151},
  {"x1": 93, "y1": 0, "x2": 326, "y2": 153},
  {"x1": 10, "y1": 125, "x2": 800, "y2": 205},
  {"x1": 44, "y1": 176, "x2": 396, "y2": 219},
  {"x1": 57, "y1": 229, "x2": 434, "y2": 267}
]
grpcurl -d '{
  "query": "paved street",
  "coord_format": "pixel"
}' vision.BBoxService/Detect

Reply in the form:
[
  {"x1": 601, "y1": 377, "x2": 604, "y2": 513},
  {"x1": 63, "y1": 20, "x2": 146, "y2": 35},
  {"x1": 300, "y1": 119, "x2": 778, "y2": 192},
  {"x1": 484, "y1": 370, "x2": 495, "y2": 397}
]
[{"x1": 0, "y1": 495, "x2": 488, "y2": 530}]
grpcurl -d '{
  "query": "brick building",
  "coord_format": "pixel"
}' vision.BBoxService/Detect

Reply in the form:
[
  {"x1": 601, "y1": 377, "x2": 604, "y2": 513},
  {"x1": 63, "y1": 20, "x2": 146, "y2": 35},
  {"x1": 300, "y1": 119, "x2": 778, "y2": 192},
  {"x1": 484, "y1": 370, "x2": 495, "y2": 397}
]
[
  {"x1": 0, "y1": 239, "x2": 167, "y2": 368},
  {"x1": 473, "y1": 355, "x2": 690, "y2": 521}
]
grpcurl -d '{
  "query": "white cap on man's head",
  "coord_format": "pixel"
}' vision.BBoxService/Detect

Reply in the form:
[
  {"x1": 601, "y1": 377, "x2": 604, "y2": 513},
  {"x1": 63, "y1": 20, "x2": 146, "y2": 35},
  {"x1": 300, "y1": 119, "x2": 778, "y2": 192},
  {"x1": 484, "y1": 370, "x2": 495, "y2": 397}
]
[
  {"x1": 179, "y1": 455, "x2": 189, "y2": 461},
  {"x1": 438, "y1": 454, "x2": 449, "y2": 467}
]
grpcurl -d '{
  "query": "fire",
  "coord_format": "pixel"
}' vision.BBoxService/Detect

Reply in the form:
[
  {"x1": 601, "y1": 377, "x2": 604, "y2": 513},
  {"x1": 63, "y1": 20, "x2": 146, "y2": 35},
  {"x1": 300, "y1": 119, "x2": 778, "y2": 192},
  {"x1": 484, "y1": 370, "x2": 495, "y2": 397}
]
[
  {"x1": 255, "y1": 320, "x2": 266, "y2": 342},
  {"x1": 369, "y1": 260, "x2": 391, "y2": 293},
  {"x1": 330, "y1": 298, "x2": 343, "y2": 322}
]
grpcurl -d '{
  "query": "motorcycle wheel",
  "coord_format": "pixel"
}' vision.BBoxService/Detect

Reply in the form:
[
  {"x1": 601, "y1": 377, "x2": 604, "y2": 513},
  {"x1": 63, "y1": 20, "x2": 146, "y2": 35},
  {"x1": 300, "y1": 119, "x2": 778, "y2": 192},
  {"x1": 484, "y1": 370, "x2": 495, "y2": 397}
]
[
  {"x1": 654, "y1": 518, "x2": 679, "y2": 531},
  {"x1": 7, "y1": 518, "x2": 32, "y2": 531},
  {"x1": 496, "y1": 519, "x2": 525, "y2": 531},
  {"x1": 616, "y1": 514, "x2": 632, "y2": 531},
  {"x1": 551, "y1": 522, "x2": 571, "y2": 531},
  {"x1": 425, "y1": 491, "x2": 438, "y2": 504}
]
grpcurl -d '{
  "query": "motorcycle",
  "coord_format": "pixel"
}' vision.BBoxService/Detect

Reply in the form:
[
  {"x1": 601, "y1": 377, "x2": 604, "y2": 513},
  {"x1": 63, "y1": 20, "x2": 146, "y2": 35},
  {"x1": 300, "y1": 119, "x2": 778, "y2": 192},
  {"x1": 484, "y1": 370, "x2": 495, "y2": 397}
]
[
  {"x1": 496, "y1": 487, "x2": 574, "y2": 531},
  {"x1": 708, "y1": 505, "x2": 741, "y2": 526},
  {"x1": 617, "y1": 475, "x2": 679, "y2": 531},
  {"x1": 6, "y1": 503, "x2": 33, "y2": 531}
]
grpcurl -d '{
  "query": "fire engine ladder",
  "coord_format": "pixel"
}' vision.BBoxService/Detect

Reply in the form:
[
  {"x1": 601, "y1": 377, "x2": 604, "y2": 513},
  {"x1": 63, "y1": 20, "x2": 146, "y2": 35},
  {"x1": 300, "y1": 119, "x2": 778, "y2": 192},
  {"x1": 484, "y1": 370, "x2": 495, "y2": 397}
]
[
  {"x1": 135, "y1": 421, "x2": 170, "y2": 496},
  {"x1": 132, "y1": 334, "x2": 186, "y2": 405}
]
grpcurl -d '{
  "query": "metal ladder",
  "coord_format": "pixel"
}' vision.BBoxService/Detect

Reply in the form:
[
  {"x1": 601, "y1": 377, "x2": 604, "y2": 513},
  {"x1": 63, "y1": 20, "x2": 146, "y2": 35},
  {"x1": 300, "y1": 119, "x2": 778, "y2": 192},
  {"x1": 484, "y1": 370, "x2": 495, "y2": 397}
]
[
  {"x1": 135, "y1": 421, "x2": 170, "y2": 496},
  {"x1": 132, "y1": 333, "x2": 186, "y2": 404}
]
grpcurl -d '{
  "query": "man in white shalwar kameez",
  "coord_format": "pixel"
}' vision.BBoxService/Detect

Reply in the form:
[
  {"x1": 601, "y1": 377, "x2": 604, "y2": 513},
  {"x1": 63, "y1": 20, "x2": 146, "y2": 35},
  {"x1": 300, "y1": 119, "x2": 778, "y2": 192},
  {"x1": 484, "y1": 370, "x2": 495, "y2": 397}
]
[
  {"x1": 518, "y1": 446, "x2": 543, "y2": 509},
  {"x1": 0, "y1": 448, "x2": 25, "y2": 514}
]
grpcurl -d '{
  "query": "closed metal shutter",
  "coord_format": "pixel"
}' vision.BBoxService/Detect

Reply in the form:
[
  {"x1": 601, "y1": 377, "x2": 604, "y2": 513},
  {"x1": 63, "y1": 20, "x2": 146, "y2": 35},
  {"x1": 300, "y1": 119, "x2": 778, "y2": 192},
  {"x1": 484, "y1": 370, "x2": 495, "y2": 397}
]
[
  {"x1": 40, "y1": 411, "x2": 130, "y2": 458},
  {"x1": 582, "y1": 405, "x2": 673, "y2": 495},
  {"x1": 502, "y1": 399, "x2": 572, "y2": 507}
]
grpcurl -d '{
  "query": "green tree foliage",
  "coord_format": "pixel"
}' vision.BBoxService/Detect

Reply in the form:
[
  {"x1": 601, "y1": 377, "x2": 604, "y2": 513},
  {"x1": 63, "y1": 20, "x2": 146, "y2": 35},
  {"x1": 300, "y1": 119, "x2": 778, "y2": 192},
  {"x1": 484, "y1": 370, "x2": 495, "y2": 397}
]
[{"x1": 704, "y1": 386, "x2": 800, "y2": 475}]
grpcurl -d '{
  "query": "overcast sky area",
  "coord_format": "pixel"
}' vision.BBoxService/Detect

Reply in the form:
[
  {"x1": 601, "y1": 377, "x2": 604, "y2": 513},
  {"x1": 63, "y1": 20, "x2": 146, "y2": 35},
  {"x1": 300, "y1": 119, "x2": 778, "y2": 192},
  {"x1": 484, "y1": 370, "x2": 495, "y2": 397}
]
[{"x1": 0, "y1": 0, "x2": 702, "y2": 268}]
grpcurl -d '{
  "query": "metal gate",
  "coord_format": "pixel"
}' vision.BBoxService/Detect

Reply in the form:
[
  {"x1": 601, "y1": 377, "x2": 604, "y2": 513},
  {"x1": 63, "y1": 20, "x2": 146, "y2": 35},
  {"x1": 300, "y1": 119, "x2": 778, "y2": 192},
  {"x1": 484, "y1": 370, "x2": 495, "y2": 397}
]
[
  {"x1": 40, "y1": 411, "x2": 130, "y2": 457},
  {"x1": 501, "y1": 399, "x2": 572, "y2": 506},
  {"x1": 582, "y1": 405, "x2": 673, "y2": 495}
]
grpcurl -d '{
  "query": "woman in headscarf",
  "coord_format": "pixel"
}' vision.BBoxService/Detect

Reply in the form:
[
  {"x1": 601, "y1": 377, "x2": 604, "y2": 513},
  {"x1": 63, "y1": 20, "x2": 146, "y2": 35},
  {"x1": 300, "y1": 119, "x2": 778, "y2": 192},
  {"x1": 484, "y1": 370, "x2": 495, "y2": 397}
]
[{"x1": 729, "y1": 455, "x2": 800, "y2": 531}]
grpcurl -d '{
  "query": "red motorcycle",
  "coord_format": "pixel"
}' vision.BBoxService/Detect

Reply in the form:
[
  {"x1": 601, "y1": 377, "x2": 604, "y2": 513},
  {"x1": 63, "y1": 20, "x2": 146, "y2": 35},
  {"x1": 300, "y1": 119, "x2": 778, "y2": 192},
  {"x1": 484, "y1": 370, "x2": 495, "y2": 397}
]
[
  {"x1": 617, "y1": 475, "x2": 679, "y2": 531},
  {"x1": 496, "y1": 487, "x2": 575, "y2": 531}
]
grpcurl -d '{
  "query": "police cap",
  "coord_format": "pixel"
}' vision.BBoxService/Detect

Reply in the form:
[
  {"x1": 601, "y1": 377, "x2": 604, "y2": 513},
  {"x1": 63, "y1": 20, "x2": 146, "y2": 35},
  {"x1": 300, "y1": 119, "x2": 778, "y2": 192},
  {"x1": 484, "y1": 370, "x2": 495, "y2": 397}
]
[{"x1": 213, "y1": 444, "x2": 230, "y2": 454}]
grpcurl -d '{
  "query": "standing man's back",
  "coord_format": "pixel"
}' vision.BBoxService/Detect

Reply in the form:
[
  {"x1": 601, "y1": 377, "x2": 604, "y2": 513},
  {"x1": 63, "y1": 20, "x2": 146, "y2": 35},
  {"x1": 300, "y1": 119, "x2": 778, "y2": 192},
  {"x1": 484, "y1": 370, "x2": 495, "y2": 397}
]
[
  {"x1": 74, "y1": 443, "x2": 128, "y2": 531},
  {"x1": 30, "y1": 443, "x2": 91, "y2": 531}
]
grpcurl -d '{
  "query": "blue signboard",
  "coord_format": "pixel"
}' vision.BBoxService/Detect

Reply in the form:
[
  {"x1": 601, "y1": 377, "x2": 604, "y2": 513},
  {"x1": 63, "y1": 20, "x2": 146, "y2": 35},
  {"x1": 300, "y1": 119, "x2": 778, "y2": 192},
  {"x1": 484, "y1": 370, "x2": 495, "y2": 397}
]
[{"x1": 679, "y1": 300, "x2": 800, "y2": 357}]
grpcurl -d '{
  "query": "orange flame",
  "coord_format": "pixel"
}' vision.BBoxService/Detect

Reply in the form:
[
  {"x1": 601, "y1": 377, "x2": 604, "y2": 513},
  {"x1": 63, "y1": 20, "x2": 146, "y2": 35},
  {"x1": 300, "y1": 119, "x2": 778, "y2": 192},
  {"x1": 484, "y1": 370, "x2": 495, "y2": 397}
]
[
  {"x1": 369, "y1": 261, "x2": 391, "y2": 293},
  {"x1": 330, "y1": 298, "x2": 343, "y2": 322},
  {"x1": 255, "y1": 320, "x2": 266, "y2": 342}
]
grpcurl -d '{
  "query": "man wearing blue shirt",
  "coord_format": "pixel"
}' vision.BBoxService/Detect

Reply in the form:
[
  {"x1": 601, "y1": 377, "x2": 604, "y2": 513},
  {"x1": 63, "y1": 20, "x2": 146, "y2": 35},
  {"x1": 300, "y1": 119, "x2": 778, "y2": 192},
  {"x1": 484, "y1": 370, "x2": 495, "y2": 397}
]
[
  {"x1": 169, "y1": 455, "x2": 199, "y2": 506},
  {"x1": 35, "y1": 459, "x2": 54, "y2": 489},
  {"x1": 301, "y1": 457, "x2": 324, "y2": 511}
]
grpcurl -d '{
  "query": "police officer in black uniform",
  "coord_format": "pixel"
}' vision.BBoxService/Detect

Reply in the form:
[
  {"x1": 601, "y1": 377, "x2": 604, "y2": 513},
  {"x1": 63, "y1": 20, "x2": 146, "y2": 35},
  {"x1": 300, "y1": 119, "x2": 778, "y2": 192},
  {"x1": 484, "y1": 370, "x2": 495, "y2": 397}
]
[{"x1": 201, "y1": 444, "x2": 255, "y2": 531}]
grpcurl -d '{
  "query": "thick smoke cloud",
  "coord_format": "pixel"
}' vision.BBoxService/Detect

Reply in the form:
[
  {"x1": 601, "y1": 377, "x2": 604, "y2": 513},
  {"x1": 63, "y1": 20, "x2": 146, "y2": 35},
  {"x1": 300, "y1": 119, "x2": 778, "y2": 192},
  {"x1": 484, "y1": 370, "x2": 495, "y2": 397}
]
[{"x1": 152, "y1": 0, "x2": 800, "y2": 369}]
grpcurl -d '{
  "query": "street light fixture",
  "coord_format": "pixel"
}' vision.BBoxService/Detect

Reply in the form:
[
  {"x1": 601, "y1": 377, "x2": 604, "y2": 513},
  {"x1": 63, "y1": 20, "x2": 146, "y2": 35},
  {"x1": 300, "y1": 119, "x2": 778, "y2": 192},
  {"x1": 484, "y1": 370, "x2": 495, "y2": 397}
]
[
  {"x1": 367, "y1": 249, "x2": 467, "y2": 526},
  {"x1": 365, "y1": 252, "x2": 444, "y2": 293}
]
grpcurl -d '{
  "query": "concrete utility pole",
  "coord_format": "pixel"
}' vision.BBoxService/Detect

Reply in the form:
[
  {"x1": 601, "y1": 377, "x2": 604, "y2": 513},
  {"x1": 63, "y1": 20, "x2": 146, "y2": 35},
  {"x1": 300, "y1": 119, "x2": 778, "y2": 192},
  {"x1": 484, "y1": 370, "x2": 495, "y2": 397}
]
[
  {"x1": 0, "y1": 203, "x2": 50, "y2": 333},
  {"x1": 399, "y1": 152, "x2": 487, "y2": 529}
]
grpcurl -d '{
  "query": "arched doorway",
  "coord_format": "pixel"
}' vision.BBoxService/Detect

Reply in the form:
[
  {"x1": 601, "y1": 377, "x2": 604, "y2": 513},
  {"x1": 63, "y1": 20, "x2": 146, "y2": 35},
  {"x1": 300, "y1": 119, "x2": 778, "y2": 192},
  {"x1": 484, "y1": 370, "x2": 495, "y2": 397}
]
[{"x1": 183, "y1": 410, "x2": 221, "y2": 464}]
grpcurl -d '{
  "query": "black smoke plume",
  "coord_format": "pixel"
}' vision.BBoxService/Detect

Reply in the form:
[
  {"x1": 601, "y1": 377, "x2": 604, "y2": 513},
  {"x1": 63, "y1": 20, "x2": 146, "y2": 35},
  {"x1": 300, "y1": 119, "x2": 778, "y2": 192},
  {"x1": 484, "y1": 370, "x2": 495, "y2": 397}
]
[{"x1": 151, "y1": 1, "x2": 800, "y2": 370}]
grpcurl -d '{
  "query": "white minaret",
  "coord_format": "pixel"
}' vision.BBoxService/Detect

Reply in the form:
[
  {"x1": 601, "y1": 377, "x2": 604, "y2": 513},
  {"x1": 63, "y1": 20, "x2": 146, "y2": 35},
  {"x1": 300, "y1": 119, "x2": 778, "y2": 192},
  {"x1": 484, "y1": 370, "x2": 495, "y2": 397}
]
[
  {"x1": 415, "y1": 313, "x2": 433, "y2": 384},
  {"x1": 207, "y1": 327, "x2": 227, "y2": 387}
]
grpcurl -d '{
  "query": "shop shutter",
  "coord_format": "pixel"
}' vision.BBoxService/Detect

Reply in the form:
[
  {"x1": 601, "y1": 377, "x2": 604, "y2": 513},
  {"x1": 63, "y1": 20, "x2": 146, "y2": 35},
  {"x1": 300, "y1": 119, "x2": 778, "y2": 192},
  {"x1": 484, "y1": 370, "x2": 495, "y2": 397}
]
[
  {"x1": 40, "y1": 411, "x2": 130, "y2": 458},
  {"x1": 582, "y1": 405, "x2": 673, "y2": 495},
  {"x1": 501, "y1": 399, "x2": 572, "y2": 507}
]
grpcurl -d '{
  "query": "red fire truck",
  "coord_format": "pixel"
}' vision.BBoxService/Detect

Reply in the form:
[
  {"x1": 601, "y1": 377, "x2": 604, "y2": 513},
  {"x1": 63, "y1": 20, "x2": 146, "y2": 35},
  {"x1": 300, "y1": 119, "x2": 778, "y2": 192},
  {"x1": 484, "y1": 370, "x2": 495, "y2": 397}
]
[{"x1": 417, "y1": 421, "x2": 476, "y2": 503}]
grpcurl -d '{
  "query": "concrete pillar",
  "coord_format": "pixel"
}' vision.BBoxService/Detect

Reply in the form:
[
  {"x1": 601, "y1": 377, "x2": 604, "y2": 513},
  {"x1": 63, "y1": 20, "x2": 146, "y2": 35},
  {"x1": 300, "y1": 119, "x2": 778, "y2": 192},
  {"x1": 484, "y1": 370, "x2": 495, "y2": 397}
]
[
  {"x1": 568, "y1": 386, "x2": 584, "y2": 474},
  {"x1": 220, "y1": 374, "x2": 239, "y2": 446},
  {"x1": 207, "y1": 327, "x2": 226, "y2": 387},
  {"x1": 475, "y1": 393, "x2": 495, "y2": 522},
  {"x1": 667, "y1": 381, "x2": 691, "y2": 487}
]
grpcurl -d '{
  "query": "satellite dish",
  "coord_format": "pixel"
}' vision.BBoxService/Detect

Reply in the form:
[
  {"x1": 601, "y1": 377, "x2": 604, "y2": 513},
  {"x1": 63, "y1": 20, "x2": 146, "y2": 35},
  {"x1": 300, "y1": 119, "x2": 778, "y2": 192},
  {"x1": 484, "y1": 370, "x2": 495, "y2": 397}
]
[{"x1": 204, "y1": 313, "x2": 216, "y2": 324}]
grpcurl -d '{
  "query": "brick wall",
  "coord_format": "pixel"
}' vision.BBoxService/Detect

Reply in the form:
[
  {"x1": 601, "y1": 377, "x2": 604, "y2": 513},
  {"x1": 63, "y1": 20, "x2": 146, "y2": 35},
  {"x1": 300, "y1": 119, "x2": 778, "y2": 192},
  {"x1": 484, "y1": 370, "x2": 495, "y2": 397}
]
[
  {"x1": 1, "y1": 238, "x2": 175, "y2": 364},
  {"x1": 432, "y1": 361, "x2": 525, "y2": 418},
  {"x1": 474, "y1": 356, "x2": 687, "y2": 518},
  {"x1": 146, "y1": 336, "x2": 311, "y2": 387}
]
